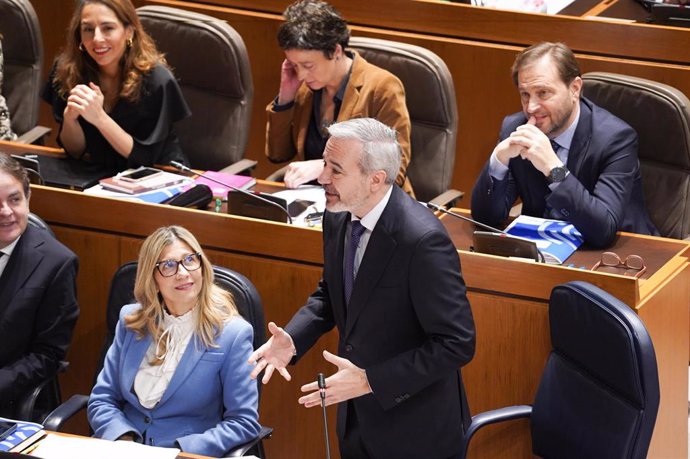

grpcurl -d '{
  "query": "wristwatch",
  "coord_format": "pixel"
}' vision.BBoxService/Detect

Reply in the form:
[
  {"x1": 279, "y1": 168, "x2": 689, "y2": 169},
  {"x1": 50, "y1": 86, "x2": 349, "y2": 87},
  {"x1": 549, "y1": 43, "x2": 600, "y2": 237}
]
[{"x1": 548, "y1": 165, "x2": 569, "y2": 184}]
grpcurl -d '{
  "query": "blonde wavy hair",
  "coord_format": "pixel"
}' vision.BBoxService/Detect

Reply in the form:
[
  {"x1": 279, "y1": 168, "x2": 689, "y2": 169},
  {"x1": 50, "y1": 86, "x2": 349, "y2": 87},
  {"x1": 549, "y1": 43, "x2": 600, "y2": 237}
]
[
  {"x1": 126, "y1": 226, "x2": 238, "y2": 365},
  {"x1": 52, "y1": 0, "x2": 166, "y2": 103}
]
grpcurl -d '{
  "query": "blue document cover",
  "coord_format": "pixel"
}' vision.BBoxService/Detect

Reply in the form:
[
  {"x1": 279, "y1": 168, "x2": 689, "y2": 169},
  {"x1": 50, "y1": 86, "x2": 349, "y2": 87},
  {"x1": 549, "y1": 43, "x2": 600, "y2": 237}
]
[
  {"x1": 0, "y1": 417, "x2": 44, "y2": 452},
  {"x1": 505, "y1": 215, "x2": 583, "y2": 264}
]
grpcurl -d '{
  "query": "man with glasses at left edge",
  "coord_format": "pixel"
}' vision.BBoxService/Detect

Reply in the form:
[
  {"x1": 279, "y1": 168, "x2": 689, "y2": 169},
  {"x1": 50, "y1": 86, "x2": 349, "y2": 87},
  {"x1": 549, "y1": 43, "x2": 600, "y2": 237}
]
[{"x1": 0, "y1": 155, "x2": 79, "y2": 418}]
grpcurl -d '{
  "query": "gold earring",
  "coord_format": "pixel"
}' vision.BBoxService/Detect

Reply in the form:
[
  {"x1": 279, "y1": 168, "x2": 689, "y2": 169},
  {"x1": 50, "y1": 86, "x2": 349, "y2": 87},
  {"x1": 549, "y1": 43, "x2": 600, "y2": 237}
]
[
  {"x1": 79, "y1": 43, "x2": 85, "y2": 52},
  {"x1": 126, "y1": 37, "x2": 133, "y2": 48}
]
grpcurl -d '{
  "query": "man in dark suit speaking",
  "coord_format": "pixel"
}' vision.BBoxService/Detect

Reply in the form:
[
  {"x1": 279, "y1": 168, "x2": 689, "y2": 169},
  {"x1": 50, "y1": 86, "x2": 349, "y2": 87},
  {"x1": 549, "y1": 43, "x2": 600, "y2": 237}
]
[
  {"x1": 471, "y1": 42, "x2": 658, "y2": 248},
  {"x1": 249, "y1": 118, "x2": 475, "y2": 459},
  {"x1": 0, "y1": 155, "x2": 79, "y2": 417}
]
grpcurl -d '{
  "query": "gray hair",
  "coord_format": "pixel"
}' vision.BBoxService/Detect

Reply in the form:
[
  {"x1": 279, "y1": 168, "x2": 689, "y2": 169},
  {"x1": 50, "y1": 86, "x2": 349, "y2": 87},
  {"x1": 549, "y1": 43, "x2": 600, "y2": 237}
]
[{"x1": 327, "y1": 118, "x2": 401, "y2": 185}]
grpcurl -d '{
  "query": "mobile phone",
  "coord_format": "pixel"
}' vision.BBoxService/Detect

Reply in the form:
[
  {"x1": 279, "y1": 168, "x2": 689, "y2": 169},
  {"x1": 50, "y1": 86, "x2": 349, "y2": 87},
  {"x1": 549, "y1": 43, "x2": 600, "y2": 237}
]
[
  {"x1": 0, "y1": 421, "x2": 18, "y2": 441},
  {"x1": 118, "y1": 167, "x2": 162, "y2": 182}
]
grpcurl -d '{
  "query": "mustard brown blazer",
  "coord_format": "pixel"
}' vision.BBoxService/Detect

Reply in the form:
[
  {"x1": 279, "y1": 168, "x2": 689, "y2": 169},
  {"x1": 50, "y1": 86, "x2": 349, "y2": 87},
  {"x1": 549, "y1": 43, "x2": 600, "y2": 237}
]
[{"x1": 265, "y1": 51, "x2": 413, "y2": 195}]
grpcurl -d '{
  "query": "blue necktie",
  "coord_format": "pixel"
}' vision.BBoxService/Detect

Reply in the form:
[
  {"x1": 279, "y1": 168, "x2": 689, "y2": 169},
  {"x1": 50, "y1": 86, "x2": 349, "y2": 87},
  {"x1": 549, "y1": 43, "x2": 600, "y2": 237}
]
[
  {"x1": 550, "y1": 139, "x2": 561, "y2": 158},
  {"x1": 344, "y1": 221, "x2": 365, "y2": 305}
]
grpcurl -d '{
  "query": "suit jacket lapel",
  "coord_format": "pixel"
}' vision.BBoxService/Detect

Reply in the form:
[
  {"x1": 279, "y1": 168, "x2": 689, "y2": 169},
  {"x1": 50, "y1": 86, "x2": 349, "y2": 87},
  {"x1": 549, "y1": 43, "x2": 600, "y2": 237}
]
[
  {"x1": 567, "y1": 99, "x2": 594, "y2": 175},
  {"x1": 327, "y1": 211, "x2": 348, "y2": 330},
  {"x1": 344, "y1": 188, "x2": 400, "y2": 338},
  {"x1": 122, "y1": 333, "x2": 151, "y2": 400},
  {"x1": 0, "y1": 226, "x2": 44, "y2": 315},
  {"x1": 157, "y1": 337, "x2": 205, "y2": 406},
  {"x1": 295, "y1": 90, "x2": 313, "y2": 157},
  {"x1": 337, "y1": 52, "x2": 365, "y2": 121}
]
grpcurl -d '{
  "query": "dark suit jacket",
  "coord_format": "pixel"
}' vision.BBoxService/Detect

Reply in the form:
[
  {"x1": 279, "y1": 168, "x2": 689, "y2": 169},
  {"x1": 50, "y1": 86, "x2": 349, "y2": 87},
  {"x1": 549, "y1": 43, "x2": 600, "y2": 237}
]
[
  {"x1": 285, "y1": 186, "x2": 476, "y2": 459},
  {"x1": 0, "y1": 225, "x2": 79, "y2": 403},
  {"x1": 471, "y1": 98, "x2": 658, "y2": 248}
]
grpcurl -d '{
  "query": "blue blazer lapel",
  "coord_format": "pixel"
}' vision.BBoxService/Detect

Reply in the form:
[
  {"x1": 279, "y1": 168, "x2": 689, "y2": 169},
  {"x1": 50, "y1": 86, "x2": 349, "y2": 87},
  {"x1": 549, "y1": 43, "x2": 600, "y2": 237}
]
[
  {"x1": 121, "y1": 334, "x2": 152, "y2": 399},
  {"x1": 344, "y1": 188, "x2": 400, "y2": 338},
  {"x1": 157, "y1": 337, "x2": 205, "y2": 406}
]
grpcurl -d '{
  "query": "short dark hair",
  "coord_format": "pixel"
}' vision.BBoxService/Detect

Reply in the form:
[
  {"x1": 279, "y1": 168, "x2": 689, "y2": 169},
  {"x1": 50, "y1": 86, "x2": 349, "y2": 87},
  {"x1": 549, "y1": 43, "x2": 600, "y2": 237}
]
[
  {"x1": 277, "y1": 0, "x2": 350, "y2": 59},
  {"x1": 0, "y1": 154, "x2": 30, "y2": 197},
  {"x1": 511, "y1": 42, "x2": 581, "y2": 87}
]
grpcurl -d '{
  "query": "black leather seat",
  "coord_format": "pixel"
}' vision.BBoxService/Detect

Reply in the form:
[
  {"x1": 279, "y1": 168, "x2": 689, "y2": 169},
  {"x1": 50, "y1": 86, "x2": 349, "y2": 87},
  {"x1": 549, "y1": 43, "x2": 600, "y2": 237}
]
[
  {"x1": 582, "y1": 72, "x2": 690, "y2": 240},
  {"x1": 463, "y1": 281, "x2": 660, "y2": 459},
  {"x1": 45, "y1": 262, "x2": 272, "y2": 458},
  {"x1": 0, "y1": 0, "x2": 50, "y2": 143},
  {"x1": 348, "y1": 37, "x2": 461, "y2": 204},
  {"x1": 136, "y1": 6, "x2": 255, "y2": 174}
]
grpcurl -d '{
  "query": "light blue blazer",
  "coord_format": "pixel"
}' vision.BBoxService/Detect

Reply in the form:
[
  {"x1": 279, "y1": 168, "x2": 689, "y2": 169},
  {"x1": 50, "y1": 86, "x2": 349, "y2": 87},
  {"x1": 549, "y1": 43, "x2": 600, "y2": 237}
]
[{"x1": 88, "y1": 304, "x2": 260, "y2": 457}]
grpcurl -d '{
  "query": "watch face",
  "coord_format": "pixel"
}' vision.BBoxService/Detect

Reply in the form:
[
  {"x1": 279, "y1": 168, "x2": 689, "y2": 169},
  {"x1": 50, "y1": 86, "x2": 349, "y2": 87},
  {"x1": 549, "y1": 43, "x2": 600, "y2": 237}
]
[{"x1": 549, "y1": 166, "x2": 568, "y2": 183}]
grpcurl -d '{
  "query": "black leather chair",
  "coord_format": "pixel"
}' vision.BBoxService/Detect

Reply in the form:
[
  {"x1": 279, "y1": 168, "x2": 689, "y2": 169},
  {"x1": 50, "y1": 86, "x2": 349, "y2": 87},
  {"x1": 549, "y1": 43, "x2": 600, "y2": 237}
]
[
  {"x1": 463, "y1": 281, "x2": 660, "y2": 459},
  {"x1": 44, "y1": 263, "x2": 272, "y2": 458},
  {"x1": 10, "y1": 213, "x2": 65, "y2": 423},
  {"x1": 582, "y1": 72, "x2": 690, "y2": 240},
  {"x1": 347, "y1": 37, "x2": 461, "y2": 204},
  {"x1": 0, "y1": 0, "x2": 50, "y2": 143},
  {"x1": 136, "y1": 6, "x2": 256, "y2": 174}
]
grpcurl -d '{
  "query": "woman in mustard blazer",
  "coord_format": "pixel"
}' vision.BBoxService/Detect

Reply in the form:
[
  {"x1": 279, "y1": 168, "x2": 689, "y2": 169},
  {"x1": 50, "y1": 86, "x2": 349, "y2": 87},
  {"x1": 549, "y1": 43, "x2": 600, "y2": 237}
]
[{"x1": 265, "y1": 0, "x2": 413, "y2": 195}]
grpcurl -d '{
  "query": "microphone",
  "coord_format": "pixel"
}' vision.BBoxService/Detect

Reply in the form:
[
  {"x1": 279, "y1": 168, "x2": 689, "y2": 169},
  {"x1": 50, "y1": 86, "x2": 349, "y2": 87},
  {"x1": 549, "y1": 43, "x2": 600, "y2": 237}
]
[
  {"x1": 426, "y1": 202, "x2": 505, "y2": 234},
  {"x1": 317, "y1": 373, "x2": 331, "y2": 459},
  {"x1": 169, "y1": 161, "x2": 293, "y2": 224}
]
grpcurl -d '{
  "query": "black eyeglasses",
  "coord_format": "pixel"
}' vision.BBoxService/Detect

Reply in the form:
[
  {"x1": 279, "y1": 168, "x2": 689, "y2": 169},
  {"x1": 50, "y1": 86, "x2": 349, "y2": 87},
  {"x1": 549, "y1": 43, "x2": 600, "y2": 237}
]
[
  {"x1": 591, "y1": 251, "x2": 647, "y2": 278},
  {"x1": 155, "y1": 252, "x2": 202, "y2": 277}
]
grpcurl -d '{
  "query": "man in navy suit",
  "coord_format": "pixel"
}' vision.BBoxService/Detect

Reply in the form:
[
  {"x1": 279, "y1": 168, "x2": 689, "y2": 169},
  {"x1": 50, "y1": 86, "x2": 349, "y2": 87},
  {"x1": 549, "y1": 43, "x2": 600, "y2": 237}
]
[
  {"x1": 250, "y1": 118, "x2": 475, "y2": 459},
  {"x1": 471, "y1": 42, "x2": 658, "y2": 248},
  {"x1": 0, "y1": 155, "x2": 79, "y2": 417}
]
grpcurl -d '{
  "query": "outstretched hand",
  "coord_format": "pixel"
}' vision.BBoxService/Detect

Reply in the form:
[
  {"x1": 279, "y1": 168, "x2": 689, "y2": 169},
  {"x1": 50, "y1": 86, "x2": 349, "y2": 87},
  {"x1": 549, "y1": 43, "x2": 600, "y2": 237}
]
[
  {"x1": 298, "y1": 350, "x2": 371, "y2": 408},
  {"x1": 248, "y1": 322, "x2": 295, "y2": 384}
]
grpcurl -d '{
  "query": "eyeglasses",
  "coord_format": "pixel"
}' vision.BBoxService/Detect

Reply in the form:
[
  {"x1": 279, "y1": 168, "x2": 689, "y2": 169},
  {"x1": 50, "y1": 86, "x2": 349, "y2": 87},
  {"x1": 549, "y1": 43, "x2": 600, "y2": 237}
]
[
  {"x1": 155, "y1": 252, "x2": 202, "y2": 277},
  {"x1": 591, "y1": 251, "x2": 647, "y2": 278}
]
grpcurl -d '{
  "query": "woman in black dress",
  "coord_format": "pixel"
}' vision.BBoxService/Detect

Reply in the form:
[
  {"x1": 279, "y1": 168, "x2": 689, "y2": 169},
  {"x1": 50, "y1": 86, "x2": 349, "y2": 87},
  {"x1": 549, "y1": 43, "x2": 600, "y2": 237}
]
[{"x1": 43, "y1": 0, "x2": 190, "y2": 172}]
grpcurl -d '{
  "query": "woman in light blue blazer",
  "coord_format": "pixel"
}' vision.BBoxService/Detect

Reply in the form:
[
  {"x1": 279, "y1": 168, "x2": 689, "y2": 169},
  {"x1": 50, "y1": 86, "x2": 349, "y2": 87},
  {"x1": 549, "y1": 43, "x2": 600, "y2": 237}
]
[{"x1": 88, "y1": 225, "x2": 260, "y2": 457}]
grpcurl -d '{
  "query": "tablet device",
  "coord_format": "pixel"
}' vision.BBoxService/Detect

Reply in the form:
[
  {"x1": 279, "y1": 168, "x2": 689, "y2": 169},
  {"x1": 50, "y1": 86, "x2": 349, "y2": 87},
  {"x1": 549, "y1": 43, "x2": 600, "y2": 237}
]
[{"x1": 472, "y1": 230, "x2": 541, "y2": 262}]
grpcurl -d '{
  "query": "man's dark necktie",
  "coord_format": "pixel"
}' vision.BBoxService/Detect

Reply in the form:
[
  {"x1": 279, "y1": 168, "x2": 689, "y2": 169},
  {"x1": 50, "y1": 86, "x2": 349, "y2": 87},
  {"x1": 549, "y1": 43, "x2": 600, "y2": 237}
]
[
  {"x1": 544, "y1": 139, "x2": 561, "y2": 219},
  {"x1": 344, "y1": 221, "x2": 365, "y2": 305}
]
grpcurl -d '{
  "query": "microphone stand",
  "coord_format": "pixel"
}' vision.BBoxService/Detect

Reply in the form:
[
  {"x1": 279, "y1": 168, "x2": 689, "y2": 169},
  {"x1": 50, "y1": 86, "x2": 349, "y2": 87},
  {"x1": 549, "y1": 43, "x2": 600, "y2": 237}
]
[
  {"x1": 317, "y1": 373, "x2": 331, "y2": 459},
  {"x1": 169, "y1": 161, "x2": 293, "y2": 224},
  {"x1": 426, "y1": 202, "x2": 505, "y2": 234}
]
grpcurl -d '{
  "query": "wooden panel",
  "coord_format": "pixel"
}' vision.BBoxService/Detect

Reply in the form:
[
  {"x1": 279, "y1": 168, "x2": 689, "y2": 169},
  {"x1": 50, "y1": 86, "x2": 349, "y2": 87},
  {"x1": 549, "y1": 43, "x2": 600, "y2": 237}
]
[{"x1": 637, "y1": 264, "x2": 690, "y2": 459}]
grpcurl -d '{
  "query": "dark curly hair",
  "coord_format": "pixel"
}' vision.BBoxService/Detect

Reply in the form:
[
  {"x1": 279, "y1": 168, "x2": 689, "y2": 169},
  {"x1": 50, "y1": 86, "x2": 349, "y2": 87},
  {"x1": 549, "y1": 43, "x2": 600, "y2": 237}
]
[{"x1": 277, "y1": 0, "x2": 350, "y2": 59}]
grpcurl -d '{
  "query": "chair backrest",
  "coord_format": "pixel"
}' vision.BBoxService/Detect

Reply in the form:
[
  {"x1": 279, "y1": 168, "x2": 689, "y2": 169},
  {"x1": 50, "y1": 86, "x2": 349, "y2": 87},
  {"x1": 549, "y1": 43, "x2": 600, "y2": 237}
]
[
  {"x1": 27, "y1": 212, "x2": 55, "y2": 238},
  {"x1": 0, "y1": 0, "x2": 43, "y2": 137},
  {"x1": 99, "y1": 262, "x2": 266, "y2": 377},
  {"x1": 348, "y1": 37, "x2": 458, "y2": 202},
  {"x1": 531, "y1": 281, "x2": 659, "y2": 459},
  {"x1": 582, "y1": 72, "x2": 690, "y2": 239},
  {"x1": 137, "y1": 6, "x2": 254, "y2": 171}
]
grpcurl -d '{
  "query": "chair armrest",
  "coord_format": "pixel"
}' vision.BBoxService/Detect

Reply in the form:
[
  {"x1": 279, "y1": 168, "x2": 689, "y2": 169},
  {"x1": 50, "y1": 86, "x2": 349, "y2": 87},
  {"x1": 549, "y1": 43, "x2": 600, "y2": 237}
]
[
  {"x1": 219, "y1": 159, "x2": 258, "y2": 176},
  {"x1": 16, "y1": 126, "x2": 52, "y2": 144},
  {"x1": 42, "y1": 394, "x2": 90, "y2": 432},
  {"x1": 429, "y1": 189, "x2": 464, "y2": 208},
  {"x1": 224, "y1": 425, "x2": 273, "y2": 457},
  {"x1": 463, "y1": 405, "x2": 532, "y2": 457},
  {"x1": 15, "y1": 361, "x2": 69, "y2": 422},
  {"x1": 265, "y1": 165, "x2": 288, "y2": 183}
]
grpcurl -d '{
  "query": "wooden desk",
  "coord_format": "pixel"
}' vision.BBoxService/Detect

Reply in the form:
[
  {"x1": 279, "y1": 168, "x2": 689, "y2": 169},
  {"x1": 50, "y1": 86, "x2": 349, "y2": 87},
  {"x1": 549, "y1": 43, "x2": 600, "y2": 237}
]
[
  {"x1": 440, "y1": 209, "x2": 690, "y2": 459},
  {"x1": 24, "y1": 184, "x2": 689, "y2": 459}
]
